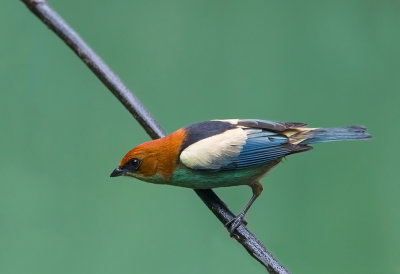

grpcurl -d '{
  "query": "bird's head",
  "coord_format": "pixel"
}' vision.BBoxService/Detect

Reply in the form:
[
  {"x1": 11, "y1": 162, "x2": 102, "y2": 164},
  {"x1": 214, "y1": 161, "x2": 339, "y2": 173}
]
[
  {"x1": 110, "y1": 140, "x2": 159, "y2": 180},
  {"x1": 110, "y1": 129, "x2": 186, "y2": 182}
]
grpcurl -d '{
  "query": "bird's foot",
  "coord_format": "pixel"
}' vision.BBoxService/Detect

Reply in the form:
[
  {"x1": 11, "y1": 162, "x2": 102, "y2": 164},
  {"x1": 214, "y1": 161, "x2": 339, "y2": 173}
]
[{"x1": 225, "y1": 213, "x2": 247, "y2": 236}]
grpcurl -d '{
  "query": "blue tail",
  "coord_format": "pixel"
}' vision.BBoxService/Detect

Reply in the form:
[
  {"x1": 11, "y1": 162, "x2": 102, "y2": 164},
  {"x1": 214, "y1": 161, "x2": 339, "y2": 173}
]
[{"x1": 300, "y1": 126, "x2": 372, "y2": 145}]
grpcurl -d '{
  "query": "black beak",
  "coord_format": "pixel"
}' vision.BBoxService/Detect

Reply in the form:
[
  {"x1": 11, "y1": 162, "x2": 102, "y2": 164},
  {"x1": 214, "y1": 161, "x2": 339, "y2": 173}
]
[{"x1": 110, "y1": 167, "x2": 124, "y2": 177}]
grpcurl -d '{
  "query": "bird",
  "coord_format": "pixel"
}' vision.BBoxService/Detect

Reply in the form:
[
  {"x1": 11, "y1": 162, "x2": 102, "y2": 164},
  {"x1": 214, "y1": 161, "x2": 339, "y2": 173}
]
[{"x1": 110, "y1": 119, "x2": 371, "y2": 233}]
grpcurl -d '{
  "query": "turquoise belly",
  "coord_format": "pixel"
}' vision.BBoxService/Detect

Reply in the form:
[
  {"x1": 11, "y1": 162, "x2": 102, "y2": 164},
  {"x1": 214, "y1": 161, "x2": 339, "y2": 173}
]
[{"x1": 167, "y1": 164, "x2": 273, "y2": 189}]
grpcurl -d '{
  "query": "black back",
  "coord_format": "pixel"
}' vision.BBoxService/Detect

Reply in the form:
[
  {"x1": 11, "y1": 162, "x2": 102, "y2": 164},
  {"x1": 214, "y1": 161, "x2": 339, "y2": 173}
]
[{"x1": 181, "y1": 121, "x2": 235, "y2": 151}]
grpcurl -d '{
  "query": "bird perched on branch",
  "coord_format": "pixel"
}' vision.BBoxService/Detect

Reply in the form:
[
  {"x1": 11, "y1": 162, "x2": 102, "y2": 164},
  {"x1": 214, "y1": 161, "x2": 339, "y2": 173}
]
[{"x1": 110, "y1": 119, "x2": 371, "y2": 233}]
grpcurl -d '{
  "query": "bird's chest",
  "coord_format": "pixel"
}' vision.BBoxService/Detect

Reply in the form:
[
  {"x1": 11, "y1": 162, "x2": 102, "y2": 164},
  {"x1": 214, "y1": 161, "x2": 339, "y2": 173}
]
[{"x1": 167, "y1": 165, "x2": 272, "y2": 189}]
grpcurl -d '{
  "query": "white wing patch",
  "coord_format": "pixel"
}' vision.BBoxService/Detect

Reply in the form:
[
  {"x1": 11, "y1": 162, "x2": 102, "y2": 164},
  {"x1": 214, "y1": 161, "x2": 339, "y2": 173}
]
[
  {"x1": 212, "y1": 119, "x2": 239, "y2": 125},
  {"x1": 180, "y1": 128, "x2": 247, "y2": 170}
]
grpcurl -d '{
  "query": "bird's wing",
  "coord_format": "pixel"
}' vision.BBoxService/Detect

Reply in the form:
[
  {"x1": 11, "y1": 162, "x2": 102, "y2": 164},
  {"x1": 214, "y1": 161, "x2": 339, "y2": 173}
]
[
  {"x1": 180, "y1": 120, "x2": 310, "y2": 171},
  {"x1": 234, "y1": 119, "x2": 307, "y2": 131},
  {"x1": 221, "y1": 129, "x2": 309, "y2": 170}
]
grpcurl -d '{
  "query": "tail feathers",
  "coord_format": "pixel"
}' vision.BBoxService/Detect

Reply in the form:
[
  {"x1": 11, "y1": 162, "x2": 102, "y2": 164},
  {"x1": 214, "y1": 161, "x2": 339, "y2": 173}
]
[{"x1": 299, "y1": 126, "x2": 372, "y2": 145}]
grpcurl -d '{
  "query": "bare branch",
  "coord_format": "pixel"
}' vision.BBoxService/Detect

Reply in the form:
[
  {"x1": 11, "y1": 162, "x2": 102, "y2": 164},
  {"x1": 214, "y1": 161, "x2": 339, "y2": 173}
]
[{"x1": 20, "y1": 1, "x2": 290, "y2": 273}]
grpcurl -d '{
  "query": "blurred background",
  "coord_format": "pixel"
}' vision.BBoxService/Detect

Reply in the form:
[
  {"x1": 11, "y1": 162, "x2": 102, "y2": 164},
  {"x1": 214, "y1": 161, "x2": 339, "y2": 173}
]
[{"x1": 1, "y1": 0, "x2": 399, "y2": 273}]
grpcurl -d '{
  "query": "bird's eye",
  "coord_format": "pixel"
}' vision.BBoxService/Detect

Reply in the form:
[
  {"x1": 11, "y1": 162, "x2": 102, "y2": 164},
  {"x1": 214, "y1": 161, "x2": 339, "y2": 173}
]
[{"x1": 124, "y1": 158, "x2": 141, "y2": 171}]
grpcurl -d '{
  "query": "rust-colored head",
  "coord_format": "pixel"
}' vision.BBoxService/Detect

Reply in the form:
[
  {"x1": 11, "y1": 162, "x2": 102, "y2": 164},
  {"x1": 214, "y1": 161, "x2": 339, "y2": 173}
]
[{"x1": 110, "y1": 129, "x2": 187, "y2": 182}]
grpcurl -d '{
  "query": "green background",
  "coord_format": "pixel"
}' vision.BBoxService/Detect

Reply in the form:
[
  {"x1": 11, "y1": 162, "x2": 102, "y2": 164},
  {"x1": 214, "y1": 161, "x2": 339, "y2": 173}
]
[{"x1": 1, "y1": 1, "x2": 399, "y2": 273}]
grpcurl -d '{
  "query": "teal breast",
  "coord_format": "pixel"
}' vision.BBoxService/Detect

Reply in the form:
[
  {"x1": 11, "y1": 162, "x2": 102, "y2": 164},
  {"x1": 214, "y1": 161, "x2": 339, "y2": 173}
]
[{"x1": 168, "y1": 163, "x2": 277, "y2": 189}]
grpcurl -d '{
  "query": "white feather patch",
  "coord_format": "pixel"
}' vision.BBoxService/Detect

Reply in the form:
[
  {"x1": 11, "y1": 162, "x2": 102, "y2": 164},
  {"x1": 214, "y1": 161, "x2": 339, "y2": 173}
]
[
  {"x1": 212, "y1": 119, "x2": 239, "y2": 125},
  {"x1": 180, "y1": 128, "x2": 247, "y2": 170}
]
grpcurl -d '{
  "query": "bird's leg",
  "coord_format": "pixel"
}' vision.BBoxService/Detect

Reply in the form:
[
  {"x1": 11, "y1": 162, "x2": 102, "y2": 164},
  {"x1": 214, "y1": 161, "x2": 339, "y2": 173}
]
[{"x1": 226, "y1": 181, "x2": 263, "y2": 235}]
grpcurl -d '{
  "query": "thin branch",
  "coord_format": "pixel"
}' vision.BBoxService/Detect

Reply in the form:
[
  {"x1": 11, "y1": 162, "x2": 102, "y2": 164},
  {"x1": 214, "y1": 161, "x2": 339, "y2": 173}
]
[{"x1": 20, "y1": 1, "x2": 290, "y2": 273}]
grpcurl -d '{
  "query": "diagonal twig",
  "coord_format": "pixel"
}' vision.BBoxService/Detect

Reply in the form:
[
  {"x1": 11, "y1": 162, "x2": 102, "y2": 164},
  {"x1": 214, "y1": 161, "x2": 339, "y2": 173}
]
[{"x1": 20, "y1": 1, "x2": 290, "y2": 273}]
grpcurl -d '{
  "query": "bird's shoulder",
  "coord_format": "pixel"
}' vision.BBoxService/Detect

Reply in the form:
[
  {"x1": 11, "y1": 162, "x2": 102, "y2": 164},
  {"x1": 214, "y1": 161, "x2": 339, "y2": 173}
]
[
  {"x1": 178, "y1": 119, "x2": 307, "y2": 170},
  {"x1": 181, "y1": 120, "x2": 237, "y2": 151},
  {"x1": 180, "y1": 119, "x2": 306, "y2": 148}
]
